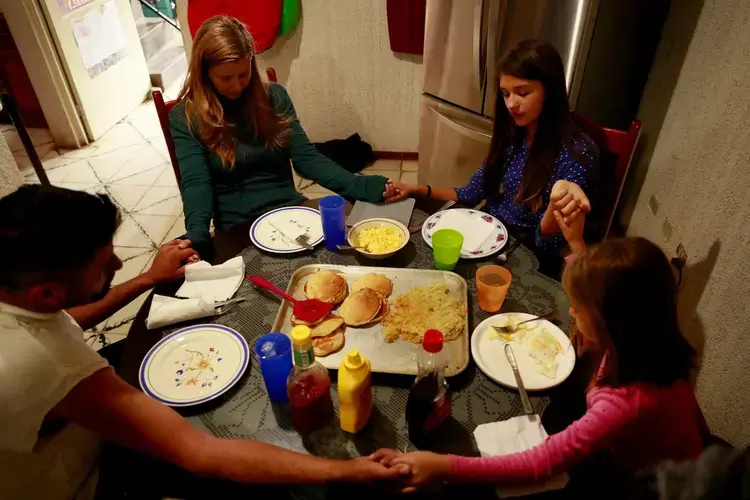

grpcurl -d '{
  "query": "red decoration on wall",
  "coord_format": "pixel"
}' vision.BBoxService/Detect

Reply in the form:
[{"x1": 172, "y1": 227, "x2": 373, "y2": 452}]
[
  {"x1": 386, "y1": 0, "x2": 426, "y2": 55},
  {"x1": 187, "y1": 0, "x2": 283, "y2": 53}
]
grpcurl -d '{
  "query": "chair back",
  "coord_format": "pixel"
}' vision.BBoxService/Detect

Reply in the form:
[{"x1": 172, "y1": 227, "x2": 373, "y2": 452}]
[
  {"x1": 570, "y1": 113, "x2": 642, "y2": 239},
  {"x1": 152, "y1": 67, "x2": 279, "y2": 192}
]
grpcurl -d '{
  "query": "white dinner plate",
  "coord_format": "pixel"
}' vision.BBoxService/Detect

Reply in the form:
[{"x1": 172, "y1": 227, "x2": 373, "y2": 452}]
[
  {"x1": 471, "y1": 313, "x2": 575, "y2": 391},
  {"x1": 421, "y1": 209, "x2": 508, "y2": 259},
  {"x1": 250, "y1": 206, "x2": 324, "y2": 254},
  {"x1": 139, "y1": 324, "x2": 249, "y2": 407}
]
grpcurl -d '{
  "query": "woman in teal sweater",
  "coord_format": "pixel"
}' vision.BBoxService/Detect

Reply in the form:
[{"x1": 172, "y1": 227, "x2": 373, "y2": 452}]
[{"x1": 170, "y1": 15, "x2": 392, "y2": 256}]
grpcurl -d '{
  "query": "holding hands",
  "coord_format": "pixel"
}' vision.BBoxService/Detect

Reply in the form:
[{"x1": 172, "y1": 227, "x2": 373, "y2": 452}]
[
  {"x1": 366, "y1": 448, "x2": 451, "y2": 493},
  {"x1": 549, "y1": 180, "x2": 588, "y2": 253},
  {"x1": 143, "y1": 239, "x2": 201, "y2": 285}
]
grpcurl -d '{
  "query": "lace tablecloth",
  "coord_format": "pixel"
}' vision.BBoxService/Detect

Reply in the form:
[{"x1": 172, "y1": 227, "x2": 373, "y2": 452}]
[{"x1": 153, "y1": 210, "x2": 572, "y2": 465}]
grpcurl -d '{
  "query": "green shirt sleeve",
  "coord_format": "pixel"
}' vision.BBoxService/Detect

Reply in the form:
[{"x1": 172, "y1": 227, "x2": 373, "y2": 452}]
[
  {"x1": 269, "y1": 83, "x2": 388, "y2": 203},
  {"x1": 169, "y1": 103, "x2": 214, "y2": 257}
]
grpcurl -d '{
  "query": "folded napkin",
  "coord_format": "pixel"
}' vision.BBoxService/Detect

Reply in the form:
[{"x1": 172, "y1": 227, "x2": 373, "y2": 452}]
[
  {"x1": 431, "y1": 210, "x2": 494, "y2": 253},
  {"x1": 269, "y1": 219, "x2": 306, "y2": 245},
  {"x1": 474, "y1": 415, "x2": 569, "y2": 498},
  {"x1": 146, "y1": 295, "x2": 216, "y2": 330},
  {"x1": 176, "y1": 256, "x2": 244, "y2": 302}
]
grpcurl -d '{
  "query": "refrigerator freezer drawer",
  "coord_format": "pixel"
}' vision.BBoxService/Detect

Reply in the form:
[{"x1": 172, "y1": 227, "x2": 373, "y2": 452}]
[{"x1": 418, "y1": 95, "x2": 493, "y2": 188}]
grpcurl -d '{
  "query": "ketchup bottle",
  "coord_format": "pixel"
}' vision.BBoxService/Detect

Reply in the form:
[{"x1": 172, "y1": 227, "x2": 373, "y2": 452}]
[
  {"x1": 286, "y1": 326, "x2": 333, "y2": 434},
  {"x1": 406, "y1": 329, "x2": 451, "y2": 448}
]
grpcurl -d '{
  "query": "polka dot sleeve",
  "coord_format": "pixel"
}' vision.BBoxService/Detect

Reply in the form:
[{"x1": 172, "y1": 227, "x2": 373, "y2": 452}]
[{"x1": 454, "y1": 163, "x2": 487, "y2": 207}]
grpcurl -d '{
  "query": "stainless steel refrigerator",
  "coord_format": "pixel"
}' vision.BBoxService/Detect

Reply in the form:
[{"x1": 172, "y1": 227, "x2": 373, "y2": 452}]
[{"x1": 418, "y1": 0, "x2": 669, "y2": 187}]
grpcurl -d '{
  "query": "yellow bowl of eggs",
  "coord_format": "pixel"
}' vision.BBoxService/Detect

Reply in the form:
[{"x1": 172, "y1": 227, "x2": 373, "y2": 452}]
[{"x1": 347, "y1": 218, "x2": 409, "y2": 260}]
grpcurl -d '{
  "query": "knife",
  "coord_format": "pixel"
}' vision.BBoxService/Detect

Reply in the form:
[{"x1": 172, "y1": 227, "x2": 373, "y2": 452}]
[{"x1": 504, "y1": 344, "x2": 535, "y2": 415}]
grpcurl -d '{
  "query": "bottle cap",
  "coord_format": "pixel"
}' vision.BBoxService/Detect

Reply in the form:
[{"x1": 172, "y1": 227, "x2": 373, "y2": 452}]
[
  {"x1": 423, "y1": 329, "x2": 444, "y2": 353},
  {"x1": 344, "y1": 349, "x2": 364, "y2": 370},
  {"x1": 290, "y1": 325, "x2": 312, "y2": 347}
]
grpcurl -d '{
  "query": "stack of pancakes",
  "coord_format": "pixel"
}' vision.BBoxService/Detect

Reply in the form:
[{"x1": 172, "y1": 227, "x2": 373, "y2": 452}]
[{"x1": 292, "y1": 271, "x2": 394, "y2": 357}]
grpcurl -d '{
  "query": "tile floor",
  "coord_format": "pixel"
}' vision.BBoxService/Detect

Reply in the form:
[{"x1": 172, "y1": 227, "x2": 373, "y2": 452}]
[{"x1": 4, "y1": 101, "x2": 419, "y2": 348}]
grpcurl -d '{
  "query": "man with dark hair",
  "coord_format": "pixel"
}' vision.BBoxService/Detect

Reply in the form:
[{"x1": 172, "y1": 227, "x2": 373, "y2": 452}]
[{"x1": 0, "y1": 186, "x2": 407, "y2": 498}]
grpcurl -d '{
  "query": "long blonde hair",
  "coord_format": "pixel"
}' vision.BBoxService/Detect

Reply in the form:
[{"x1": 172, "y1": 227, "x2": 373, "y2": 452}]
[{"x1": 177, "y1": 15, "x2": 290, "y2": 167}]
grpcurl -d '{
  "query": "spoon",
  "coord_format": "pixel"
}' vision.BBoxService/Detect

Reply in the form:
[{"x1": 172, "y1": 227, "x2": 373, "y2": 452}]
[{"x1": 247, "y1": 275, "x2": 333, "y2": 323}]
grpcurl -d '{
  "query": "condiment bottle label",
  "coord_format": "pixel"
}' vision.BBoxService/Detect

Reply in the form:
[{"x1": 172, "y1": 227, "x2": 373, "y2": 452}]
[{"x1": 294, "y1": 348, "x2": 313, "y2": 368}]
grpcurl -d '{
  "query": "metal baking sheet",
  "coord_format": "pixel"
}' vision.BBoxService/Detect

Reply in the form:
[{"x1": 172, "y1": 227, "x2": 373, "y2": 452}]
[{"x1": 271, "y1": 264, "x2": 470, "y2": 377}]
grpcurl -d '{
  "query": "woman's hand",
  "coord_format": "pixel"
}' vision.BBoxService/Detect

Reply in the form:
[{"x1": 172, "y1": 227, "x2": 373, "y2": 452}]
[
  {"x1": 384, "y1": 181, "x2": 419, "y2": 204},
  {"x1": 550, "y1": 180, "x2": 590, "y2": 218},
  {"x1": 389, "y1": 451, "x2": 451, "y2": 493}
]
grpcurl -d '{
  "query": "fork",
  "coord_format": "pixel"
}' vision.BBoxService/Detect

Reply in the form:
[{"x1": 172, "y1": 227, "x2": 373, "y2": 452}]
[{"x1": 491, "y1": 312, "x2": 557, "y2": 335}]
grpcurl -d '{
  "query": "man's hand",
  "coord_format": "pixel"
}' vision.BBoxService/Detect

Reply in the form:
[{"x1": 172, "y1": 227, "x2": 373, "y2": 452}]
[
  {"x1": 367, "y1": 448, "x2": 403, "y2": 466},
  {"x1": 144, "y1": 239, "x2": 200, "y2": 285},
  {"x1": 390, "y1": 451, "x2": 451, "y2": 493},
  {"x1": 342, "y1": 457, "x2": 411, "y2": 484}
]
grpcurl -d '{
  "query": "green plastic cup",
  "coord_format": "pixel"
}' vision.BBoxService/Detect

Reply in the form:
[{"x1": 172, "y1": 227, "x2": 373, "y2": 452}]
[{"x1": 432, "y1": 229, "x2": 464, "y2": 271}]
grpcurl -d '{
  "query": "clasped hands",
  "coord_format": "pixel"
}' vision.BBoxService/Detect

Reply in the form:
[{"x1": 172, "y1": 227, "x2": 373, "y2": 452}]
[{"x1": 358, "y1": 448, "x2": 452, "y2": 493}]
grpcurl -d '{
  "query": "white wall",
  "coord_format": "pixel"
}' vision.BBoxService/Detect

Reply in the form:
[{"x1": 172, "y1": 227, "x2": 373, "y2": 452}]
[
  {"x1": 623, "y1": 0, "x2": 750, "y2": 445},
  {"x1": 177, "y1": 0, "x2": 424, "y2": 152}
]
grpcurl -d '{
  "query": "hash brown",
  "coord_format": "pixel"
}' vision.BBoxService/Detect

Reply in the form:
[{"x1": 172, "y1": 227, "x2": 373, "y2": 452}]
[{"x1": 383, "y1": 283, "x2": 466, "y2": 344}]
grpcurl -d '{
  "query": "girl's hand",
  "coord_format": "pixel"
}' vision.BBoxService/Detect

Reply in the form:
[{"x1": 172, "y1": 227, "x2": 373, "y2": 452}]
[
  {"x1": 554, "y1": 208, "x2": 586, "y2": 254},
  {"x1": 384, "y1": 181, "x2": 418, "y2": 204},
  {"x1": 390, "y1": 451, "x2": 451, "y2": 493}
]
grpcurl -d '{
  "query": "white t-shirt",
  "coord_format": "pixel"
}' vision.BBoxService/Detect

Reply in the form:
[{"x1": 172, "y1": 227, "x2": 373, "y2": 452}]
[
  {"x1": 0, "y1": 301, "x2": 108, "y2": 452},
  {"x1": 0, "y1": 301, "x2": 109, "y2": 499}
]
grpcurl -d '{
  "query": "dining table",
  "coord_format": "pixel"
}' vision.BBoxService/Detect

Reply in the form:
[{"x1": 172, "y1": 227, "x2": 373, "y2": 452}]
[{"x1": 105, "y1": 199, "x2": 600, "y2": 500}]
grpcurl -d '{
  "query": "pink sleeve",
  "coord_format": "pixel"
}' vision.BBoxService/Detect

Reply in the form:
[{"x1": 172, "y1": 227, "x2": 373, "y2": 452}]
[{"x1": 449, "y1": 387, "x2": 636, "y2": 483}]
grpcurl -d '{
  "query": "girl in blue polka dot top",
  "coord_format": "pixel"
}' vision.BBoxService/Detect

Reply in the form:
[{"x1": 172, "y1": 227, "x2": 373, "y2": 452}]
[{"x1": 389, "y1": 40, "x2": 599, "y2": 257}]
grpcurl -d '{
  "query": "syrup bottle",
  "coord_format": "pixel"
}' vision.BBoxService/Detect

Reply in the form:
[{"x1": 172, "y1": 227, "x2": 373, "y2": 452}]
[{"x1": 406, "y1": 329, "x2": 451, "y2": 448}]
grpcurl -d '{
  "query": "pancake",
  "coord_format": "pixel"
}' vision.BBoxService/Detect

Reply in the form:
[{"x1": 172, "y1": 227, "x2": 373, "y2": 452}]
[
  {"x1": 312, "y1": 327, "x2": 346, "y2": 357},
  {"x1": 370, "y1": 292, "x2": 390, "y2": 323},
  {"x1": 304, "y1": 270, "x2": 347, "y2": 304},
  {"x1": 351, "y1": 273, "x2": 393, "y2": 297},
  {"x1": 310, "y1": 315, "x2": 345, "y2": 338},
  {"x1": 340, "y1": 288, "x2": 382, "y2": 326}
]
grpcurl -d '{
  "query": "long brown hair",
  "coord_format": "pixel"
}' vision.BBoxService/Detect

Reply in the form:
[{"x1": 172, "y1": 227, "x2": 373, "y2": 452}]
[
  {"x1": 484, "y1": 40, "x2": 595, "y2": 212},
  {"x1": 563, "y1": 237, "x2": 695, "y2": 389},
  {"x1": 177, "y1": 15, "x2": 290, "y2": 167}
]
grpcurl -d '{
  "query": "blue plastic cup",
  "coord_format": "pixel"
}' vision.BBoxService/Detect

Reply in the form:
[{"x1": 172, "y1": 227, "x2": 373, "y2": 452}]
[
  {"x1": 254, "y1": 333, "x2": 293, "y2": 403},
  {"x1": 319, "y1": 195, "x2": 347, "y2": 252}
]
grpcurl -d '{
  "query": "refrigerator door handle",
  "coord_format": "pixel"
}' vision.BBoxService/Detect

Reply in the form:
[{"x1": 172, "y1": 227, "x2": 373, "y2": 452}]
[
  {"x1": 430, "y1": 106, "x2": 493, "y2": 143},
  {"x1": 473, "y1": 0, "x2": 486, "y2": 91}
]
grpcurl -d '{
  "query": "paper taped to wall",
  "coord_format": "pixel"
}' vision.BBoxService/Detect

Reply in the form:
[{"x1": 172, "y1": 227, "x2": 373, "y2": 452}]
[{"x1": 71, "y1": 0, "x2": 127, "y2": 77}]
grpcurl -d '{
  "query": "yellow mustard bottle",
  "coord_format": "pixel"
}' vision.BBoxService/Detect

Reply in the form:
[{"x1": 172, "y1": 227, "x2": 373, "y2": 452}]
[{"x1": 338, "y1": 349, "x2": 373, "y2": 433}]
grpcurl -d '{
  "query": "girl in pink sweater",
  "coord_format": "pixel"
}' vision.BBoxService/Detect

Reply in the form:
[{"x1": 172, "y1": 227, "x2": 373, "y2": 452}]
[{"x1": 373, "y1": 236, "x2": 703, "y2": 490}]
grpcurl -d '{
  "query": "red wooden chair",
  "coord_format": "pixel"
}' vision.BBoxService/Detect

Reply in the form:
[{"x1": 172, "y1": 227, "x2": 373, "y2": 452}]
[
  {"x1": 570, "y1": 113, "x2": 642, "y2": 240},
  {"x1": 153, "y1": 67, "x2": 278, "y2": 192}
]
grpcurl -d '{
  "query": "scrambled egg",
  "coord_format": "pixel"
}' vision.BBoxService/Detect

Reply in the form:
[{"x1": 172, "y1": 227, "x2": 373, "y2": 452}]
[
  {"x1": 490, "y1": 316, "x2": 564, "y2": 379},
  {"x1": 356, "y1": 227, "x2": 404, "y2": 253}
]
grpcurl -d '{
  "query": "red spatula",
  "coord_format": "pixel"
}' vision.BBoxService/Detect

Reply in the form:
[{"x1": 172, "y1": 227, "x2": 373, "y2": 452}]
[{"x1": 247, "y1": 275, "x2": 333, "y2": 324}]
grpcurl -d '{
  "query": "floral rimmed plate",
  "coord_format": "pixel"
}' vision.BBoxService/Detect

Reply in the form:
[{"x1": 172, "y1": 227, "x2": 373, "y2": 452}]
[
  {"x1": 421, "y1": 209, "x2": 508, "y2": 259},
  {"x1": 139, "y1": 324, "x2": 249, "y2": 407}
]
